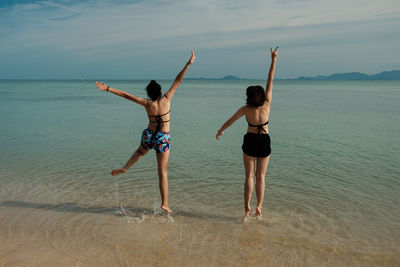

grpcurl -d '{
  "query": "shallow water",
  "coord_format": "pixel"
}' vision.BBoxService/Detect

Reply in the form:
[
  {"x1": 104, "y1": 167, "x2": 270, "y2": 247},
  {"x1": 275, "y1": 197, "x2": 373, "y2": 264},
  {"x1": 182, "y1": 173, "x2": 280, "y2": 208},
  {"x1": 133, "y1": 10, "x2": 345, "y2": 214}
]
[{"x1": 1, "y1": 80, "x2": 399, "y2": 266}]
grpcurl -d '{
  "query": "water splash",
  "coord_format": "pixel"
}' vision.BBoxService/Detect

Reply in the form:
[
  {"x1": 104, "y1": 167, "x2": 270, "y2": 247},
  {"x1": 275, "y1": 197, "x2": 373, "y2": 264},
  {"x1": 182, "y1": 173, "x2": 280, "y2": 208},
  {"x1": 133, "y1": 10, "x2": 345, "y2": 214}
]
[
  {"x1": 152, "y1": 202, "x2": 174, "y2": 223},
  {"x1": 243, "y1": 214, "x2": 265, "y2": 224},
  {"x1": 113, "y1": 176, "x2": 144, "y2": 223},
  {"x1": 114, "y1": 175, "x2": 120, "y2": 214},
  {"x1": 113, "y1": 176, "x2": 173, "y2": 223}
]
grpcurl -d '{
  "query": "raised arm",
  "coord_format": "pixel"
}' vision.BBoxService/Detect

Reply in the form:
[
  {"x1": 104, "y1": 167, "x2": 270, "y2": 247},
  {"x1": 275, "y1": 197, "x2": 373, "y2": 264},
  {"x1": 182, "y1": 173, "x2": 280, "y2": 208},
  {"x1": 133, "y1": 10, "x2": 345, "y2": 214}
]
[
  {"x1": 216, "y1": 106, "x2": 247, "y2": 140},
  {"x1": 265, "y1": 47, "x2": 278, "y2": 103},
  {"x1": 164, "y1": 50, "x2": 196, "y2": 100},
  {"x1": 95, "y1": 81, "x2": 148, "y2": 106}
]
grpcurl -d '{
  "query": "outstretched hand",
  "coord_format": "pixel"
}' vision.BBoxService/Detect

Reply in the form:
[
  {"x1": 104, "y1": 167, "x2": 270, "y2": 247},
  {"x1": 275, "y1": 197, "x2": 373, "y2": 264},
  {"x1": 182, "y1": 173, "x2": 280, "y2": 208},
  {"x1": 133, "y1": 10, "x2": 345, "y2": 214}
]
[
  {"x1": 188, "y1": 50, "x2": 196, "y2": 65},
  {"x1": 216, "y1": 130, "x2": 223, "y2": 140},
  {"x1": 270, "y1": 46, "x2": 278, "y2": 61},
  {"x1": 95, "y1": 81, "x2": 108, "y2": 91}
]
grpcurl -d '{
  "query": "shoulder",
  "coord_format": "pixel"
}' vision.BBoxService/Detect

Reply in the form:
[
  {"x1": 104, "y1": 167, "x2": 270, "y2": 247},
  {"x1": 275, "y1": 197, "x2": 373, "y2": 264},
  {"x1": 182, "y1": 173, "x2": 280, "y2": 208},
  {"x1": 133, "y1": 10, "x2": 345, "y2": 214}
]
[
  {"x1": 159, "y1": 94, "x2": 170, "y2": 103},
  {"x1": 237, "y1": 105, "x2": 249, "y2": 115},
  {"x1": 263, "y1": 100, "x2": 271, "y2": 107},
  {"x1": 144, "y1": 98, "x2": 151, "y2": 106}
]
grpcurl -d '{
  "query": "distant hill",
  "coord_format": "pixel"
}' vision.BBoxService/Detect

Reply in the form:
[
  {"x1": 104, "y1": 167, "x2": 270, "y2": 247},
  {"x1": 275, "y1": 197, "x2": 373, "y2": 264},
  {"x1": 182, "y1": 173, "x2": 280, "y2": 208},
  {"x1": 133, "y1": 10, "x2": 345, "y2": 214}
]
[
  {"x1": 187, "y1": 70, "x2": 400, "y2": 81},
  {"x1": 293, "y1": 70, "x2": 400, "y2": 81},
  {"x1": 218, "y1": 75, "x2": 242, "y2": 80},
  {"x1": 187, "y1": 75, "x2": 244, "y2": 80}
]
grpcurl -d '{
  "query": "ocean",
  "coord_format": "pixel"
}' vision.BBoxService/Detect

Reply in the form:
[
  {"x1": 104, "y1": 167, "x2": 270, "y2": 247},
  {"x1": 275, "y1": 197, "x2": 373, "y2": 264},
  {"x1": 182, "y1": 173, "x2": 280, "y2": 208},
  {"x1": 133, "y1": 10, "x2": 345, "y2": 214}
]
[{"x1": 0, "y1": 79, "x2": 399, "y2": 266}]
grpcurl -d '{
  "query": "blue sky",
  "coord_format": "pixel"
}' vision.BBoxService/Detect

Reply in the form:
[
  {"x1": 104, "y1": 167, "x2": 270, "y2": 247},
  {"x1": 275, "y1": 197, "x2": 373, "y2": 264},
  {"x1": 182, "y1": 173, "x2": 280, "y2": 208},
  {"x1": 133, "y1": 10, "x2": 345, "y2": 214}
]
[{"x1": 0, "y1": 0, "x2": 399, "y2": 79}]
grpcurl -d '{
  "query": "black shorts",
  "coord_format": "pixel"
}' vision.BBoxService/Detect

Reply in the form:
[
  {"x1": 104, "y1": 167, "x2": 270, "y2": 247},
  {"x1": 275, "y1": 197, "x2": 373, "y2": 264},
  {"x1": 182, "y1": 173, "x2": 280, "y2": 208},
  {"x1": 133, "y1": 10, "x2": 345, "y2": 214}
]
[{"x1": 242, "y1": 133, "x2": 271, "y2": 157}]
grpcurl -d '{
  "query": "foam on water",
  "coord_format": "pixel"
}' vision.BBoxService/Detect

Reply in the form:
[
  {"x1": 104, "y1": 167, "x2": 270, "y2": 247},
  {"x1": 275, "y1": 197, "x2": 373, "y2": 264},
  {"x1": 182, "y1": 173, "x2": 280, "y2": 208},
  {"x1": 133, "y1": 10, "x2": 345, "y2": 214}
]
[{"x1": 114, "y1": 175, "x2": 174, "y2": 224}]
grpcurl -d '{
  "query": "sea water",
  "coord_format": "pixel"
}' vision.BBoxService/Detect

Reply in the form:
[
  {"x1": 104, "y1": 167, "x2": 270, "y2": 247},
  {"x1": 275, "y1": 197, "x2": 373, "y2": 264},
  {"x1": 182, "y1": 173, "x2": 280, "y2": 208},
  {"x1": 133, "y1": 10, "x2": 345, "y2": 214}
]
[{"x1": 0, "y1": 80, "x2": 399, "y2": 266}]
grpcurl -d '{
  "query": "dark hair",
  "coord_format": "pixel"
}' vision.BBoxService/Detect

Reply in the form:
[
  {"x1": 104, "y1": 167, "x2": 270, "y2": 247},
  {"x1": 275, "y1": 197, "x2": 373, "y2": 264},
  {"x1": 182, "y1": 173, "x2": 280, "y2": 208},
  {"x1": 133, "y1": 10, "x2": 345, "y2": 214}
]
[
  {"x1": 146, "y1": 80, "x2": 162, "y2": 101},
  {"x1": 246, "y1": 86, "x2": 266, "y2": 107}
]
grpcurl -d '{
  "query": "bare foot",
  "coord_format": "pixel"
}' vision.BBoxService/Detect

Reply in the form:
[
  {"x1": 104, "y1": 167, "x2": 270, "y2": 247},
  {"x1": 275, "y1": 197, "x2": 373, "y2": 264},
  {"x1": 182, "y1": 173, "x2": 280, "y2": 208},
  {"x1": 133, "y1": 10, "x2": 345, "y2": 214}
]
[
  {"x1": 161, "y1": 205, "x2": 172, "y2": 213},
  {"x1": 245, "y1": 207, "x2": 251, "y2": 217},
  {"x1": 255, "y1": 206, "x2": 262, "y2": 217},
  {"x1": 111, "y1": 169, "x2": 126, "y2": 176}
]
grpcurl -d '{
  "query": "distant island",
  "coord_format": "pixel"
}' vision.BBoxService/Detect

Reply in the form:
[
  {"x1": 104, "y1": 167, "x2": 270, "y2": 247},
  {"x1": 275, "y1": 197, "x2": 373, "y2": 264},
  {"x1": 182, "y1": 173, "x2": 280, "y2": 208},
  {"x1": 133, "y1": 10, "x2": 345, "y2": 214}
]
[
  {"x1": 188, "y1": 70, "x2": 400, "y2": 81},
  {"x1": 289, "y1": 70, "x2": 400, "y2": 81},
  {"x1": 187, "y1": 75, "x2": 244, "y2": 80}
]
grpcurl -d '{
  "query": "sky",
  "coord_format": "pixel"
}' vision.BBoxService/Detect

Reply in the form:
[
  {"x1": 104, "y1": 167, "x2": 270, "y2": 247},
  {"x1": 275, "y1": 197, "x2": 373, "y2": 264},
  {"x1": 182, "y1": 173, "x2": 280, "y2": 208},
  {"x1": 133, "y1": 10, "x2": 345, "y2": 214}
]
[{"x1": 0, "y1": 0, "x2": 399, "y2": 79}]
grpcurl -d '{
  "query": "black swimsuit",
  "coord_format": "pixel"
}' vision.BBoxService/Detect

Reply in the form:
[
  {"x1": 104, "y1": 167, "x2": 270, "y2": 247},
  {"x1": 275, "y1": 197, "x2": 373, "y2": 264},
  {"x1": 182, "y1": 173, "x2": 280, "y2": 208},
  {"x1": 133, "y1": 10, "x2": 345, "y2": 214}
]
[
  {"x1": 242, "y1": 117, "x2": 271, "y2": 157},
  {"x1": 148, "y1": 110, "x2": 170, "y2": 133}
]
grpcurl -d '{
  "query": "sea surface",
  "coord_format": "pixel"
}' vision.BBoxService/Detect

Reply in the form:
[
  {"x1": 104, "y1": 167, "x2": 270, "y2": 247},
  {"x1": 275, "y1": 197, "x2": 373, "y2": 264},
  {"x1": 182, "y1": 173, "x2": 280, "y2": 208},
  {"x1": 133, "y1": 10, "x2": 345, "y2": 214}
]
[{"x1": 0, "y1": 80, "x2": 399, "y2": 266}]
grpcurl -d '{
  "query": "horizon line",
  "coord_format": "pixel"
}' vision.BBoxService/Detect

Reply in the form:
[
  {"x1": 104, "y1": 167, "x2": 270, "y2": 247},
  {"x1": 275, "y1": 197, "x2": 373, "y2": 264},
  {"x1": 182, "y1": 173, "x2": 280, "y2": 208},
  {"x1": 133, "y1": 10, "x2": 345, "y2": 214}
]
[{"x1": 0, "y1": 69, "x2": 398, "y2": 81}]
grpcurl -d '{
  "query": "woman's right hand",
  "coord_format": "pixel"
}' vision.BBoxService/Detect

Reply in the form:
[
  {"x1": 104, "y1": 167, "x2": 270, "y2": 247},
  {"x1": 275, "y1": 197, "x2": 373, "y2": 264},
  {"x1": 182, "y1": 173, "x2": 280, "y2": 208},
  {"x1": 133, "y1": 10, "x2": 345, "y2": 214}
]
[
  {"x1": 95, "y1": 81, "x2": 108, "y2": 91},
  {"x1": 188, "y1": 50, "x2": 196, "y2": 65},
  {"x1": 270, "y1": 47, "x2": 278, "y2": 61}
]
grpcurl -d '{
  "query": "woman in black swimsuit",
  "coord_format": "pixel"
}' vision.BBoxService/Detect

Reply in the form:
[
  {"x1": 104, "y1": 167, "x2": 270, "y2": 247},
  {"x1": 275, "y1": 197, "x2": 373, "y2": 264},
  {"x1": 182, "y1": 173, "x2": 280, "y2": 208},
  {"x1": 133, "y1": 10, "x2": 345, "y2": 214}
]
[
  {"x1": 96, "y1": 51, "x2": 196, "y2": 213},
  {"x1": 216, "y1": 47, "x2": 278, "y2": 217}
]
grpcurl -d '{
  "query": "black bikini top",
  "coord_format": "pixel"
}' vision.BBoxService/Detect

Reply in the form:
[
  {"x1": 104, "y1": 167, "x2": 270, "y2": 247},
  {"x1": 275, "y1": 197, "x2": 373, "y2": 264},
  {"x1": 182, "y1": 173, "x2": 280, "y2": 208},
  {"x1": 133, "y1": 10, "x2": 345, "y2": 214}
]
[
  {"x1": 148, "y1": 110, "x2": 170, "y2": 135},
  {"x1": 148, "y1": 110, "x2": 170, "y2": 124},
  {"x1": 246, "y1": 117, "x2": 269, "y2": 134}
]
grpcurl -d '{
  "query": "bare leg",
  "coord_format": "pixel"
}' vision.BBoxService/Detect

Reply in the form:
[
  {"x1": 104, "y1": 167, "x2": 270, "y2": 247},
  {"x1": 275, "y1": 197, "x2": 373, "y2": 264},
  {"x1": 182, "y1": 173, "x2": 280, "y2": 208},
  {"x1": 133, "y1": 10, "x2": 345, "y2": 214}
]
[
  {"x1": 255, "y1": 155, "x2": 270, "y2": 216},
  {"x1": 243, "y1": 153, "x2": 256, "y2": 217},
  {"x1": 111, "y1": 145, "x2": 149, "y2": 176},
  {"x1": 156, "y1": 150, "x2": 171, "y2": 213}
]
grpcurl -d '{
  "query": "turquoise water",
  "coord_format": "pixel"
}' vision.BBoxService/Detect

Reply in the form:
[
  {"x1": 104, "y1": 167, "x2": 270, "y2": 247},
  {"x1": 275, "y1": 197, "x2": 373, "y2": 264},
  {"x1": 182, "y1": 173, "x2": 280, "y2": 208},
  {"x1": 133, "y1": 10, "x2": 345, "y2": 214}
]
[{"x1": 1, "y1": 80, "x2": 399, "y2": 266}]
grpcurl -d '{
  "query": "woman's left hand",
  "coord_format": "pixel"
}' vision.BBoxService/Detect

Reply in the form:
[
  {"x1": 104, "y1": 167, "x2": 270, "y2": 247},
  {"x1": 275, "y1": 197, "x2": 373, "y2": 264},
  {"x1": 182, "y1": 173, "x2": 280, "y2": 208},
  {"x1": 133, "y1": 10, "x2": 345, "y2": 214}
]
[
  {"x1": 188, "y1": 50, "x2": 196, "y2": 65},
  {"x1": 95, "y1": 81, "x2": 108, "y2": 91},
  {"x1": 216, "y1": 130, "x2": 224, "y2": 140}
]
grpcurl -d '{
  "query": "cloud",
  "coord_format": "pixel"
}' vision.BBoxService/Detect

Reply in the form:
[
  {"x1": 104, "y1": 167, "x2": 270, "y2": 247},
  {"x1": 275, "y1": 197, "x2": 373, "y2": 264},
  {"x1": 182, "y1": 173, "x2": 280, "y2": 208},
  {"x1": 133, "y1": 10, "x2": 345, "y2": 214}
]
[
  {"x1": 38, "y1": 0, "x2": 80, "y2": 12},
  {"x1": 0, "y1": 0, "x2": 399, "y2": 78},
  {"x1": 50, "y1": 13, "x2": 81, "y2": 21}
]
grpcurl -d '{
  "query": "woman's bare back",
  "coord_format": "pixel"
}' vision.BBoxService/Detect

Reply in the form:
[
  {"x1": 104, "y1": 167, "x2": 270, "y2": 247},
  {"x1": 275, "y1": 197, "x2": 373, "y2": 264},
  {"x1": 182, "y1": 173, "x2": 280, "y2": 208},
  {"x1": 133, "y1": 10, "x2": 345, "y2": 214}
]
[
  {"x1": 244, "y1": 102, "x2": 271, "y2": 134},
  {"x1": 145, "y1": 96, "x2": 171, "y2": 132}
]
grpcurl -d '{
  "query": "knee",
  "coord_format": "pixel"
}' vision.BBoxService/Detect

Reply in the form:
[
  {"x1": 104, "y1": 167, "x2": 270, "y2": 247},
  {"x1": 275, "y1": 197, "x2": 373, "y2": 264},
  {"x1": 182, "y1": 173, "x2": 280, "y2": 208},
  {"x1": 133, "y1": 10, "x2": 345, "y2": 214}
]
[
  {"x1": 245, "y1": 173, "x2": 254, "y2": 182},
  {"x1": 256, "y1": 174, "x2": 265, "y2": 183},
  {"x1": 158, "y1": 169, "x2": 168, "y2": 178},
  {"x1": 137, "y1": 147, "x2": 147, "y2": 156}
]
